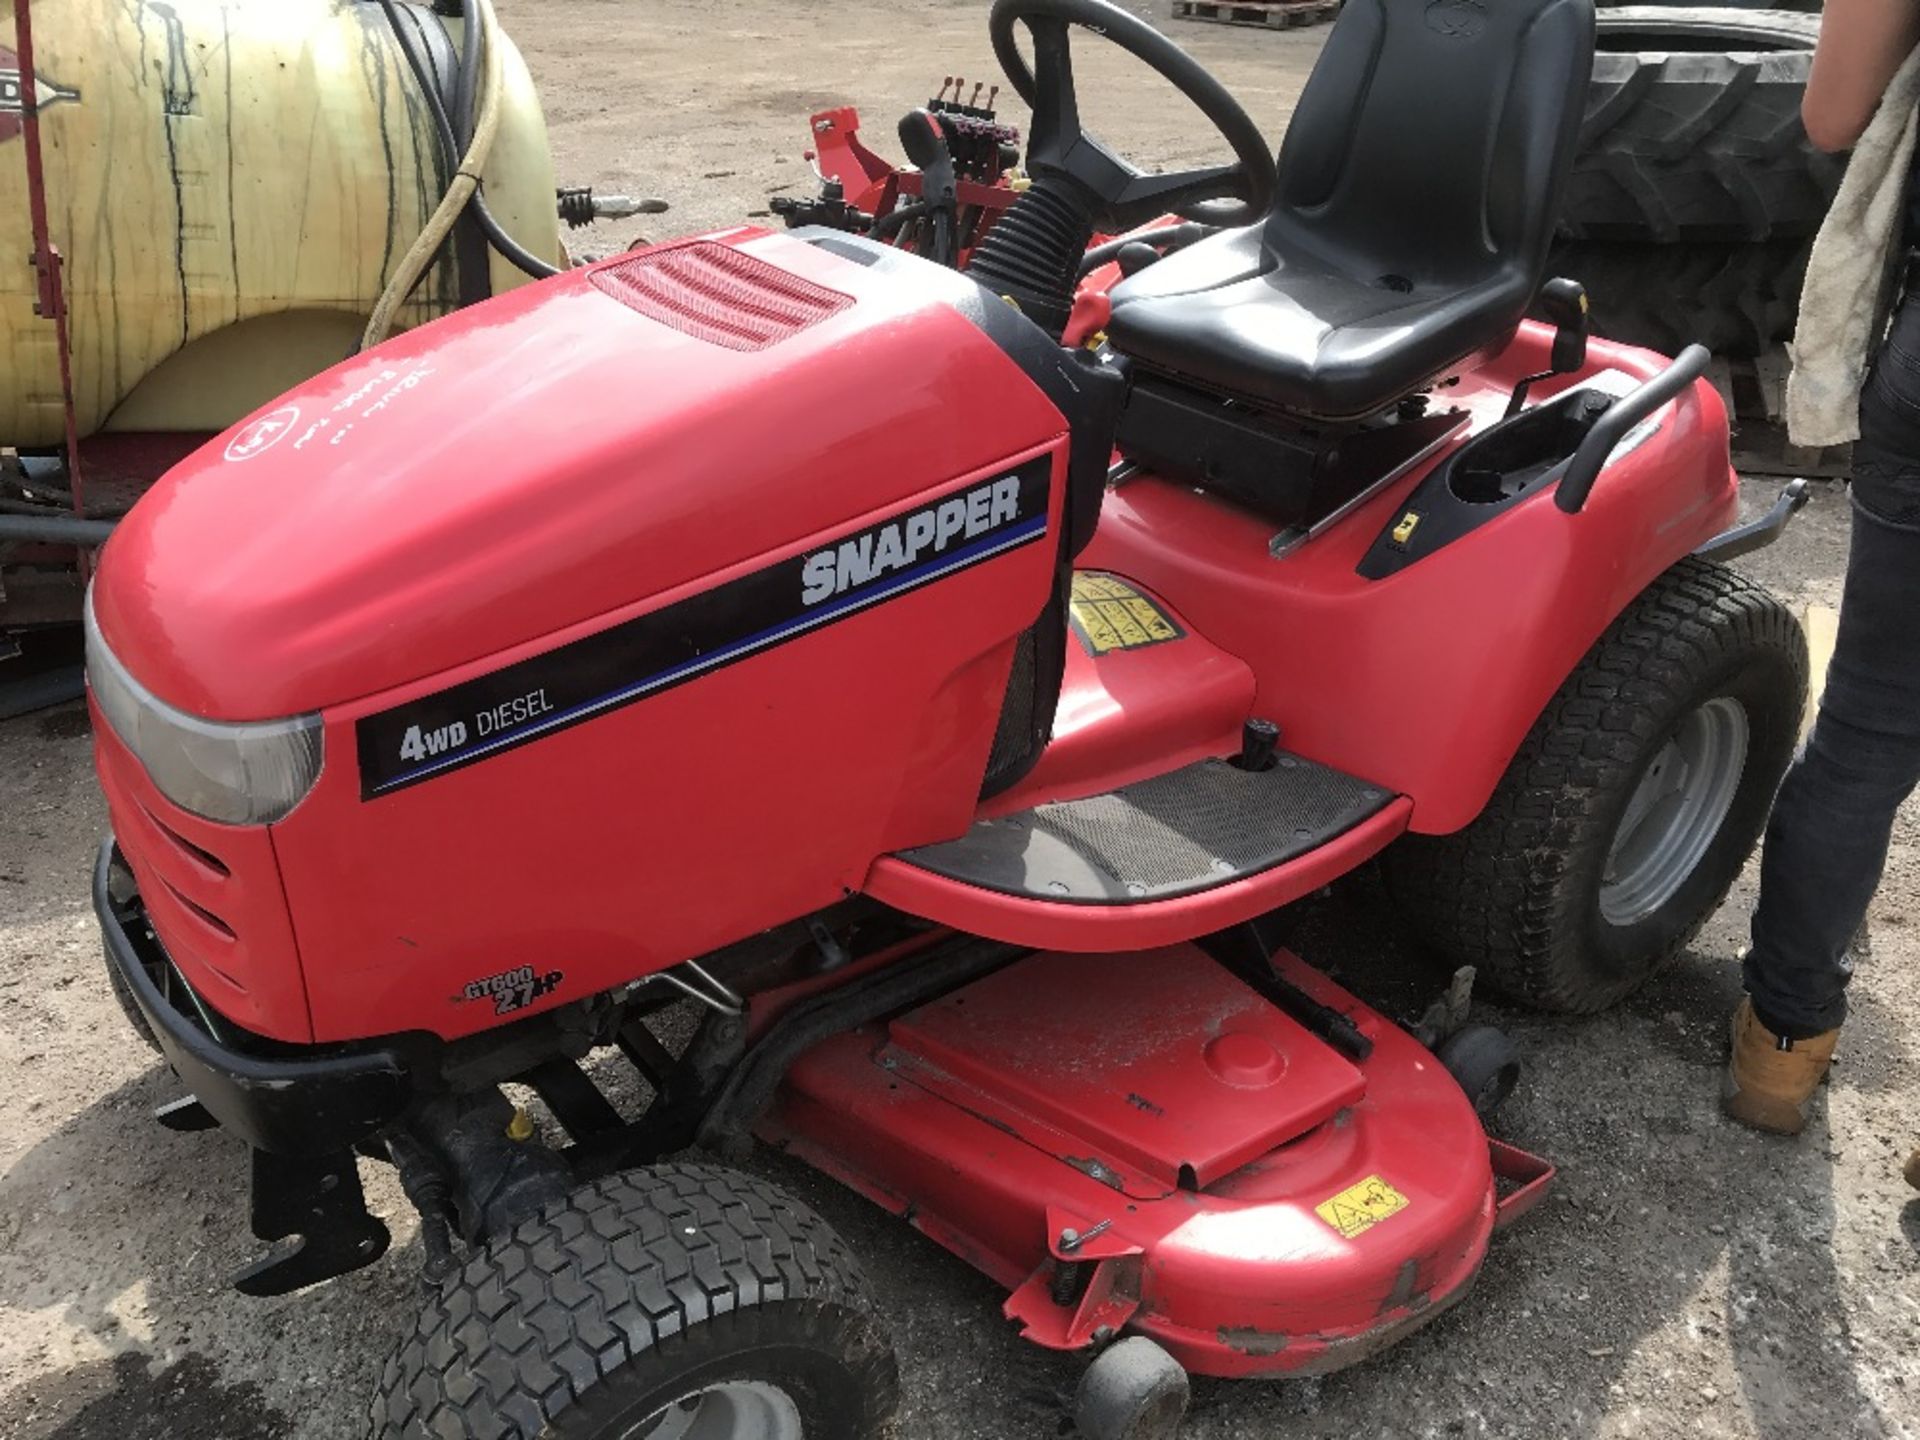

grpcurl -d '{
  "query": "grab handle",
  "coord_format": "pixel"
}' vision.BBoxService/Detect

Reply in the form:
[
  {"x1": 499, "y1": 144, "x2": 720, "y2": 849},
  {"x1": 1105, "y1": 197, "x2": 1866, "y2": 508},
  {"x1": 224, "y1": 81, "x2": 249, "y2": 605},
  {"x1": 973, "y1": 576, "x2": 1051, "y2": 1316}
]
[{"x1": 1555, "y1": 344, "x2": 1711, "y2": 514}]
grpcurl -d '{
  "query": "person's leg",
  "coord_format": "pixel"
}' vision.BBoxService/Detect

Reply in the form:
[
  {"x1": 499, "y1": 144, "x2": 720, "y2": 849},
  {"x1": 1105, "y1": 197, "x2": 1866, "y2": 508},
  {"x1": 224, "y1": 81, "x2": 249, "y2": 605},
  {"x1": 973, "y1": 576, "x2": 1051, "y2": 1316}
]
[
  {"x1": 1728, "y1": 298, "x2": 1920, "y2": 1133},
  {"x1": 1744, "y1": 503, "x2": 1920, "y2": 1035}
]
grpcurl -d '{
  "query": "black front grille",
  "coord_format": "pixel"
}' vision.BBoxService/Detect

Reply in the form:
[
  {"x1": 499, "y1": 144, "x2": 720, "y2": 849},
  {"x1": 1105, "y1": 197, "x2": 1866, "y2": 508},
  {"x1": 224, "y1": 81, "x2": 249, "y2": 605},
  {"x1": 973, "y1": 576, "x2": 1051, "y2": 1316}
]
[{"x1": 982, "y1": 626, "x2": 1038, "y2": 791}]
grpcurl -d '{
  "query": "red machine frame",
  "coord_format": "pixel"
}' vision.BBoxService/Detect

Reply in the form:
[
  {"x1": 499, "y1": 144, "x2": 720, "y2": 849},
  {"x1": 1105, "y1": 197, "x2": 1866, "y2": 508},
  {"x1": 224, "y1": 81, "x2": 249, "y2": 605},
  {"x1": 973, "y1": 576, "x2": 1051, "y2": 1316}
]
[{"x1": 71, "y1": 7, "x2": 1808, "y2": 1418}]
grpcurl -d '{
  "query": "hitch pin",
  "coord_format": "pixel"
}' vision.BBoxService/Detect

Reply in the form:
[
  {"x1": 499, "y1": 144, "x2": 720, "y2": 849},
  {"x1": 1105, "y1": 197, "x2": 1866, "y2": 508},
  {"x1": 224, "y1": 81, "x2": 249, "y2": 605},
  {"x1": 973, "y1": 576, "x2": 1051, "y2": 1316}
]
[{"x1": 1059, "y1": 1218, "x2": 1113, "y2": 1254}]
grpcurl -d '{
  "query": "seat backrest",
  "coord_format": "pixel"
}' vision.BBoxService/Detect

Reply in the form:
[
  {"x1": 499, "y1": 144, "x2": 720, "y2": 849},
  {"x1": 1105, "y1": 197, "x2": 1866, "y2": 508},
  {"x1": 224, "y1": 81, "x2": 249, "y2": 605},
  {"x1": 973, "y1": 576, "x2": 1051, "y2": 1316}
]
[{"x1": 1270, "y1": 0, "x2": 1595, "y2": 287}]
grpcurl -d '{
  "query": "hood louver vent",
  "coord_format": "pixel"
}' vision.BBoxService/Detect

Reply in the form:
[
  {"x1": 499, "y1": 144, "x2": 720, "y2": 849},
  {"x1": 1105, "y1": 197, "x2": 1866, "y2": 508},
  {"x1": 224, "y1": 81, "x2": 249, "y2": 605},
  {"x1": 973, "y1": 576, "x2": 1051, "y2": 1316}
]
[{"x1": 589, "y1": 242, "x2": 853, "y2": 351}]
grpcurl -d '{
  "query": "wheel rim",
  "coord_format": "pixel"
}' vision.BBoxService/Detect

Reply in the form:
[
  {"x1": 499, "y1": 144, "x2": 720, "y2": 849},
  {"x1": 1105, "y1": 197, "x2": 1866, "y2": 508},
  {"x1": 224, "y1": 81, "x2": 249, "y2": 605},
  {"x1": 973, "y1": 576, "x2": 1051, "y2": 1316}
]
[
  {"x1": 1599, "y1": 696, "x2": 1750, "y2": 927},
  {"x1": 627, "y1": 1380, "x2": 806, "y2": 1440}
]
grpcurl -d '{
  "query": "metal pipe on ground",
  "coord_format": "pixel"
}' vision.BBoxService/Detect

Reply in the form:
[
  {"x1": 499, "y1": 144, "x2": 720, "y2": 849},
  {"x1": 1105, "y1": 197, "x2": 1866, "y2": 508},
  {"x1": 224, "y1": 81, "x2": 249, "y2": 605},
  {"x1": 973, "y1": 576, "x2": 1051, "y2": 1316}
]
[{"x1": 0, "y1": 514, "x2": 117, "y2": 545}]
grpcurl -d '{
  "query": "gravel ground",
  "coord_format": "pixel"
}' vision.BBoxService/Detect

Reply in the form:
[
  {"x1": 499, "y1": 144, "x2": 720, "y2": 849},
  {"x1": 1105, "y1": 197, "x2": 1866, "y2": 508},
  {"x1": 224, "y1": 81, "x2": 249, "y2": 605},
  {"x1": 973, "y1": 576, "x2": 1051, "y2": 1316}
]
[{"x1": 3, "y1": 2, "x2": 1918, "y2": 1437}]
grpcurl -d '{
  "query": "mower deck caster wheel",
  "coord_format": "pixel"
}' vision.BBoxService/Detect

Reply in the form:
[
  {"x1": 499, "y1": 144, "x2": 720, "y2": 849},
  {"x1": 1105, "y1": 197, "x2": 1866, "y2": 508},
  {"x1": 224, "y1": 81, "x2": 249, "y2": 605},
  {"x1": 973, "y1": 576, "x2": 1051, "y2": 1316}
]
[
  {"x1": 1076, "y1": 1336, "x2": 1189, "y2": 1440},
  {"x1": 1437, "y1": 1024, "x2": 1521, "y2": 1117}
]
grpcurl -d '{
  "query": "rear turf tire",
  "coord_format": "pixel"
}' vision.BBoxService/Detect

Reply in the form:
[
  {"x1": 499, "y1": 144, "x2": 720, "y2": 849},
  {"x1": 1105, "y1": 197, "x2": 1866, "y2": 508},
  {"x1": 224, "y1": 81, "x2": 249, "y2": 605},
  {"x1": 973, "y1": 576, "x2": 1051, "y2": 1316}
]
[
  {"x1": 370, "y1": 1163, "x2": 899, "y2": 1439},
  {"x1": 1384, "y1": 558, "x2": 1807, "y2": 1013}
]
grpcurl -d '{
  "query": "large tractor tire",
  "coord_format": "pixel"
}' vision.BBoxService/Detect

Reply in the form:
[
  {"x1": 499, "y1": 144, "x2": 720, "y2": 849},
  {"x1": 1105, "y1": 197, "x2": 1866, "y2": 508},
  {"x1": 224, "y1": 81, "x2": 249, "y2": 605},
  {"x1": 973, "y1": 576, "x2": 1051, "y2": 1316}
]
[
  {"x1": 1384, "y1": 560, "x2": 1807, "y2": 1014},
  {"x1": 1548, "y1": 237, "x2": 1810, "y2": 358},
  {"x1": 1567, "y1": 8, "x2": 1838, "y2": 245}
]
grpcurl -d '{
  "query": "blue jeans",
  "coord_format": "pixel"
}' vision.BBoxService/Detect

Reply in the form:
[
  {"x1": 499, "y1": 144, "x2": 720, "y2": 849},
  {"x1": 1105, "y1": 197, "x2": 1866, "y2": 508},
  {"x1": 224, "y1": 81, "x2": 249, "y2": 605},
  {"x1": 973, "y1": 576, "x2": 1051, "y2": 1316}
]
[{"x1": 1744, "y1": 295, "x2": 1920, "y2": 1039}]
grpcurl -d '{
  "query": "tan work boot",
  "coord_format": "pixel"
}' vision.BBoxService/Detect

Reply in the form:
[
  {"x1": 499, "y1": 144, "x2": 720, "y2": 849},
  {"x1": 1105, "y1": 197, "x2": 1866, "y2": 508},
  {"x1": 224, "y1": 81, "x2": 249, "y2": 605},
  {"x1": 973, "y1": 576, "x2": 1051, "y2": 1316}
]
[{"x1": 1722, "y1": 998, "x2": 1839, "y2": 1136}]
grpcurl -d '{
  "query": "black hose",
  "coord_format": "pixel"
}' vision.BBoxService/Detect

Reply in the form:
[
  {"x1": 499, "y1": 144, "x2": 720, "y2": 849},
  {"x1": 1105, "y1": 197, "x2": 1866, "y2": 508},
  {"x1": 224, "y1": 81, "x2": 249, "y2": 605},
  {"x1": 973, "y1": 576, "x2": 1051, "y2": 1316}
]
[
  {"x1": 451, "y1": 0, "x2": 558, "y2": 279},
  {"x1": 379, "y1": 0, "x2": 469, "y2": 302},
  {"x1": 869, "y1": 201, "x2": 930, "y2": 239},
  {"x1": 444, "y1": 0, "x2": 490, "y2": 306},
  {"x1": 375, "y1": 0, "x2": 460, "y2": 304},
  {"x1": 454, "y1": 0, "x2": 480, "y2": 157},
  {"x1": 0, "y1": 514, "x2": 116, "y2": 544},
  {"x1": 473, "y1": 202, "x2": 559, "y2": 280},
  {"x1": 377, "y1": 0, "x2": 561, "y2": 282}
]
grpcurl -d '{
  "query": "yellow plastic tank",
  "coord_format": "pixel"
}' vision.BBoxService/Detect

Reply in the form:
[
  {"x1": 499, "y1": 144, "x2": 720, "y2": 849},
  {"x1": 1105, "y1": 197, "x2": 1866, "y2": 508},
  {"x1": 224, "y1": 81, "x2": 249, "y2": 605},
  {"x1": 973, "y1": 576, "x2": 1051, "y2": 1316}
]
[{"x1": 0, "y1": 0, "x2": 561, "y2": 447}]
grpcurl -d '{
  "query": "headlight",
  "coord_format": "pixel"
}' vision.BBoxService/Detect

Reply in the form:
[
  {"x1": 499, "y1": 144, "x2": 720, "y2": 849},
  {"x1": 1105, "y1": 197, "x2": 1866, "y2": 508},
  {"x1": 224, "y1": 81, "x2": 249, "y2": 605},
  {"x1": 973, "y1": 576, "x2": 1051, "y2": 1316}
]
[{"x1": 85, "y1": 589, "x2": 323, "y2": 825}]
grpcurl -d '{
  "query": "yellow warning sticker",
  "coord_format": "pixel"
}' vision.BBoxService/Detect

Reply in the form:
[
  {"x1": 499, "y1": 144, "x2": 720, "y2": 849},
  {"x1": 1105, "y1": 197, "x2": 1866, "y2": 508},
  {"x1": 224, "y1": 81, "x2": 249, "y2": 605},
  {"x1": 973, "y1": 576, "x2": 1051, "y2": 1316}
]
[
  {"x1": 1069, "y1": 572, "x2": 1184, "y2": 657},
  {"x1": 1314, "y1": 1176, "x2": 1411, "y2": 1239}
]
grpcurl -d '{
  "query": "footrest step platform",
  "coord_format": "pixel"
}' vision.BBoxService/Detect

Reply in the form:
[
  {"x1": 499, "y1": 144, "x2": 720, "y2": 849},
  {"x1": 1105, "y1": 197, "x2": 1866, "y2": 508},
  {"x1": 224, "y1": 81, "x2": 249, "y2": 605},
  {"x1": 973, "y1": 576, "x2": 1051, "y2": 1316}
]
[{"x1": 899, "y1": 752, "x2": 1392, "y2": 905}]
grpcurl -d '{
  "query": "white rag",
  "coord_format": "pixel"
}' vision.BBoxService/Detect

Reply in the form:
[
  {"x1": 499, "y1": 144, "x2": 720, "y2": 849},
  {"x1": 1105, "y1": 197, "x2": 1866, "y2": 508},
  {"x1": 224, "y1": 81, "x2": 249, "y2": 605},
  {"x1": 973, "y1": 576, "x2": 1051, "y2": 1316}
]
[{"x1": 1786, "y1": 44, "x2": 1920, "y2": 448}]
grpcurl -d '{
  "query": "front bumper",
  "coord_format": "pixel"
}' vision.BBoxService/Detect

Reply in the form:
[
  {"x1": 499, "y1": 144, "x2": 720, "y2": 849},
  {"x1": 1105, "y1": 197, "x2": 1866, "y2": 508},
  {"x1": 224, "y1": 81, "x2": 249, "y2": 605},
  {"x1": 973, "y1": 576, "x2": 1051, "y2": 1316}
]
[{"x1": 93, "y1": 840, "x2": 413, "y2": 1156}]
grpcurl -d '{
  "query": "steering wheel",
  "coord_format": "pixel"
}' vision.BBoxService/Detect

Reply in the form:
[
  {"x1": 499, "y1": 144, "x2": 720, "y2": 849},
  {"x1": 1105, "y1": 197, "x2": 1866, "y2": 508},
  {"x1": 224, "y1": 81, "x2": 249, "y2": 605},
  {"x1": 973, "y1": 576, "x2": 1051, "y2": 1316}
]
[{"x1": 989, "y1": 0, "x2": 1277, "y2": 229}]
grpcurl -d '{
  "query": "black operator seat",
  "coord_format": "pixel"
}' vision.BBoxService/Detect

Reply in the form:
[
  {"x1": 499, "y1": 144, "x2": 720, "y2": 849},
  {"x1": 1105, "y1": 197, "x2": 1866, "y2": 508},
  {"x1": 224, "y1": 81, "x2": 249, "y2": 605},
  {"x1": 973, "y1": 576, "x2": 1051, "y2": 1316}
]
[{"x1": 1105, "y1": 0, "x2": 1597, "y2": 422}]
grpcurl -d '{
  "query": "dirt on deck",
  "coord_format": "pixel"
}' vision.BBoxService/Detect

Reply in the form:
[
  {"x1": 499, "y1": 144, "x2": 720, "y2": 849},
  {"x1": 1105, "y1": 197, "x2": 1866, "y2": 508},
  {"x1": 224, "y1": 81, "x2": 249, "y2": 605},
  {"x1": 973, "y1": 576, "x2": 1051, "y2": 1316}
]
[{"x1": 2, "y1": 2, "x2": 1916, "y2": 1437}]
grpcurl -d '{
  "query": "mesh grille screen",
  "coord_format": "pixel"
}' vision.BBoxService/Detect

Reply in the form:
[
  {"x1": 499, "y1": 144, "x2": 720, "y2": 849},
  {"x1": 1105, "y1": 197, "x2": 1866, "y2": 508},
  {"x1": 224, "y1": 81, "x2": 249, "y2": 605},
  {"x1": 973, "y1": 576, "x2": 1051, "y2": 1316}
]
[
  {"x1": 1034, "y1": 760, "x2": 1375, "y2": 890},
  {"x1": 983, "y1": 627, "x2": 1038, "y2": 790},
  {"x1": 589, "y1": 242, "x2": 852, "y2": 351}
]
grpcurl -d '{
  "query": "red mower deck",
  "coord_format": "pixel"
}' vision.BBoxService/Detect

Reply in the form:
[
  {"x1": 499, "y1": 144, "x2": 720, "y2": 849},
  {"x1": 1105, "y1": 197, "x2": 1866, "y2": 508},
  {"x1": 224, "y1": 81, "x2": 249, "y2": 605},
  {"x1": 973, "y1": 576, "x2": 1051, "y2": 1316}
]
[{"x1": 766, "y1": 944, "x2": 1545, "y2": 1377}]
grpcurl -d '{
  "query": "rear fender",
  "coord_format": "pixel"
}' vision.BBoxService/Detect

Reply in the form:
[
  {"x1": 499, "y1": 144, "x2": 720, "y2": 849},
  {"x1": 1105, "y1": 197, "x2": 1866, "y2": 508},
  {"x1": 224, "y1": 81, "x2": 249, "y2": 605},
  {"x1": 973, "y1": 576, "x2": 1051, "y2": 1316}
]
[{"x1": 1084, "y1": 330, "x2": 1739, "y2": 836}]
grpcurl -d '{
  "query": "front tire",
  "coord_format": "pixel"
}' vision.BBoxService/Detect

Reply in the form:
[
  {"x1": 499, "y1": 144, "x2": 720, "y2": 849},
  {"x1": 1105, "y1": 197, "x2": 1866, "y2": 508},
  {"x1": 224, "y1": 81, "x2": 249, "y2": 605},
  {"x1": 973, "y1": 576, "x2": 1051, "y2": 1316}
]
[
  {"x1": 371, "y1": 1163, "x2": 899, "y2": 1440},
  {"x1": 104, "y1": 954, "x2": 162, "y2": 1056},
  {"x1": 1385, "y1": 559, "x2": 1806, "y2": 1013}
]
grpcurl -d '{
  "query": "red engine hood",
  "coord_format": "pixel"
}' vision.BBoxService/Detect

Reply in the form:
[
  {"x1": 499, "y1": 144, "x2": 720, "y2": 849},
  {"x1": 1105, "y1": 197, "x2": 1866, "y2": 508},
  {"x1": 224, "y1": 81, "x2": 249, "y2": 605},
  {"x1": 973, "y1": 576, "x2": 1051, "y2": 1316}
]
[{"x1": 93, "y1": 229, "x2": 1067, "y2": 720}]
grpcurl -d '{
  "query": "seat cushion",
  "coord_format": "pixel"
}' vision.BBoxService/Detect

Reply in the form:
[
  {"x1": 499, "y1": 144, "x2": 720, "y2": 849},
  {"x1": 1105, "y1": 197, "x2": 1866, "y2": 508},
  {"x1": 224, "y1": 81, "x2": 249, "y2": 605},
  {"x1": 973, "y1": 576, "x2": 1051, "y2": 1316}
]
[{"x1": 1106, "y1": 225, "x2": 1533, "y2": 420}]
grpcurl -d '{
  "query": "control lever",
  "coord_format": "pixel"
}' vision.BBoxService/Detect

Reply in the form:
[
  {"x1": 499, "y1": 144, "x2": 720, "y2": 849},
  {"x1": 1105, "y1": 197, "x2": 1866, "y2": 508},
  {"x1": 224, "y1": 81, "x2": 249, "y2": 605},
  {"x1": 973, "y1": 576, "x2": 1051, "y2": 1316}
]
[
  {"x1": 1199, "y1": 922, "x2": 1375, "y2": 1063},
  {"x1": 1077, "y1": 220, "x2": 1215, "y2": 278},
  {"x1": 897, "y1": 109, "x2": 960, "y2": 267},
  {"x1": 1112, "y1": 241, "x2": 1159, "y2": 277},
  {"x1": 1505, "y1": 278, "x2": 1591, "y2": 418},
  {"x1": 1233, "y1": 717, "x2": 1280, "y2": 772}
]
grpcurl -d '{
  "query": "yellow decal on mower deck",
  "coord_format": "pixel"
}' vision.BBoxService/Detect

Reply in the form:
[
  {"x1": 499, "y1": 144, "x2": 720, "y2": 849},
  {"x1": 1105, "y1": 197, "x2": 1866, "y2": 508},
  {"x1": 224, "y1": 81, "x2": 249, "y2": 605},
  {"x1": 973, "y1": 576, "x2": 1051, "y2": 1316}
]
[
  {"x1": 1315, "y1": 1175, "x2": 1411, "y2": 1239},
  {"x1": 1070, "y1": 572, "x2": 1184, "y2": 656}
]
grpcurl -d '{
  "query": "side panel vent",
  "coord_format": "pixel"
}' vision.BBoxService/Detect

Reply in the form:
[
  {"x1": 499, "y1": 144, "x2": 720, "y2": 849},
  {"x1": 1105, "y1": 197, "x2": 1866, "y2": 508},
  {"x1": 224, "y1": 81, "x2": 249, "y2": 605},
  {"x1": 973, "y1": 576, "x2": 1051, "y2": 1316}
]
[{"x1": 589, "y1": 242, "x2": 854, "y2": 351}]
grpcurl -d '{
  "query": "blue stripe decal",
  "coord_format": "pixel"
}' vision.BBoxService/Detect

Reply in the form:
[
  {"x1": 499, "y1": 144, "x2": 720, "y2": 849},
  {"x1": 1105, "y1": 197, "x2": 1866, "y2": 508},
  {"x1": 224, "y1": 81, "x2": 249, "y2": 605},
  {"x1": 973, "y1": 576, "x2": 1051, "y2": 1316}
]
[
  {"x1": 353, "y1": 458, "x2": 1059, "y2": 802},
  {"x1": 375, "y1": 517, "x2": 1044, "y2": 791}
]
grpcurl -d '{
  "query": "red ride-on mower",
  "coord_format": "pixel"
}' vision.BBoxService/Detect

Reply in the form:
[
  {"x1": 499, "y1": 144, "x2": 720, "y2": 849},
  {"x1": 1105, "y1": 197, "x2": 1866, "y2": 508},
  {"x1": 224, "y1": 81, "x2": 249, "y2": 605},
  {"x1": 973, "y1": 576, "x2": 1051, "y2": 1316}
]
[{"x1": 84, "y1": 0, "x2": 1810, "y2": 1435}]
